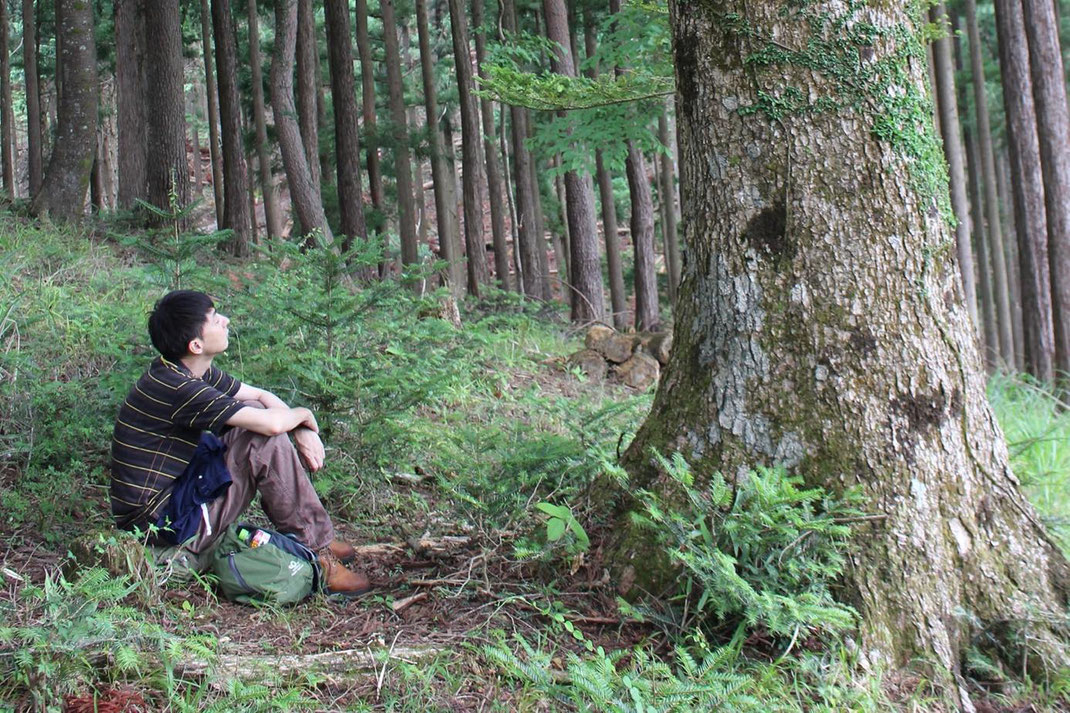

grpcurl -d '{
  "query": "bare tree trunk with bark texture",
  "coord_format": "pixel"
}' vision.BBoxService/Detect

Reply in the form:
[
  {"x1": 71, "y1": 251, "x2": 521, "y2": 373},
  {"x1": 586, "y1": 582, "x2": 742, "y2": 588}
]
[
  {"x1": 609, "y1": 0, "x2": 1070, "y2": 700},
  {"x1": 994, "y1": 0, "x2": 1054, "y2": 382},
  {"x1": 271, "y1": 0, "x2": 332, "y2": 243},
  {"x1": 115, "y1": 0, "x2": 146, "y2": 210},
  {"x1": 324, "y1": 0, "x2": 368, "y2": 251},
  {"x1": 247, "y1": 0, "x2": 283, "y2": 237},
  {"x1": 380, "y1": 0, "x2": 418, "y2": 267},
  {"x1": 200, "y1": 0, "x2": 225, "y2": 225},
  {"x1": 415, "y1": 0, "x2": 464, "y2": 293},
  {"x1": 213, "y1": 0, "x2": 252, "y2": 253},
  {"x1": 542, "y1": 0, "x2": 604, "y2": 322},
  {"x1": 145, "y1": 0, "x2": 191, "y2": 216},
  {"x1": 32, "y1": 0, "x2": 97, "y2": 221},
  {"x1": 24, "y1": 0, "x2": 42, "y2": 196}
]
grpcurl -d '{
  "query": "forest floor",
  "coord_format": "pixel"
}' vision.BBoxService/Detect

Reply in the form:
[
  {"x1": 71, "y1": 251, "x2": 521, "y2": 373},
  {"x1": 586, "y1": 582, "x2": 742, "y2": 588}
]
[{"x1": 1, "y1": 214, "x2": 1068, "y2": 711}]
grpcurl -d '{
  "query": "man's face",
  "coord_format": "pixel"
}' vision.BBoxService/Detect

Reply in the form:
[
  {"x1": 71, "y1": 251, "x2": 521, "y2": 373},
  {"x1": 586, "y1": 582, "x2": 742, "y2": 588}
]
[{"x1": 193, "y1": 308, "x2": 230, "y2": 356}]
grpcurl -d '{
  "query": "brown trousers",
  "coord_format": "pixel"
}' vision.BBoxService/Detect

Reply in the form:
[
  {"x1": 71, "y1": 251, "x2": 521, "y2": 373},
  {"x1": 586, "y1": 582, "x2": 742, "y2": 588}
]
[{"x1": 186, "y1": 413, "x2": 335, "y2": 554}]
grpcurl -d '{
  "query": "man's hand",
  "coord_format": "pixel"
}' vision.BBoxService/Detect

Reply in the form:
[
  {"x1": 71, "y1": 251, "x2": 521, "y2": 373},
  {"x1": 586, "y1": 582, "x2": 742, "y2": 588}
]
[{"x1": 293, "y1": 427, "x2": 326, "y2": 472}]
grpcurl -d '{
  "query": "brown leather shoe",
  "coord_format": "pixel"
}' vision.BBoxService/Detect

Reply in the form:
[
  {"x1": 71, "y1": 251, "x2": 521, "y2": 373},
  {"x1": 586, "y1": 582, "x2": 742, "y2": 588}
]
[
  {"x1": 318, "y1": 551, "x2": 371, "y2": 597},
  {"x1": 328, "y1": 539, "x2": 356, "y2": 564}
]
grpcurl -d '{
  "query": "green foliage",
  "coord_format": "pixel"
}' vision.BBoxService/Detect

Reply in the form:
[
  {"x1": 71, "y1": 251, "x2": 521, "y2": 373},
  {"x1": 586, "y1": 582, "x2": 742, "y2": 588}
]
[
  {"x1": 484, "y1": 631, "x2": 765, "y2": 712},
  {"x1": 989, "y1": 374, "x2": 1070, "y2": 551},
  {"x1": 535, "y1": 501, "x2": 590, "y2": 551},
  {"x1": 119, "y1": 176, "x2": 231, "y2": 289},
  {"x1": 0, "y1": 567, "x2": 186, "y2": 709},
  {"x1": 622, "y1": 453, "x2": 858, "y2": 638}
]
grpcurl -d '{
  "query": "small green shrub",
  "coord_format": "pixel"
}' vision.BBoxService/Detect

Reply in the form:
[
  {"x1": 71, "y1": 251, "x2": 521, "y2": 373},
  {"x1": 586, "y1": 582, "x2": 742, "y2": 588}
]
[{"x1": 622, "y1": 453, "x2": 858, "y2": 639}]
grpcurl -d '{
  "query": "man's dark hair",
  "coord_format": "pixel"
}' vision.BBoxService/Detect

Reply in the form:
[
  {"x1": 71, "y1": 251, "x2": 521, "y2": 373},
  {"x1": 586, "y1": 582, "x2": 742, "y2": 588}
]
[{"x1": 148, "y1": 290, "x2": 214, "y2": 360}]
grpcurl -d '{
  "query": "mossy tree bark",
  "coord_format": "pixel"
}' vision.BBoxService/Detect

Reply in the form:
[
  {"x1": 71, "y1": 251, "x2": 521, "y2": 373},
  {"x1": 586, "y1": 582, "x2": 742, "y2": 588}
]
[
  {"x1": 608, "y1": 0, "x2": 1070, "y2": 699},
  {"x1": 32, "y1": 0, "x2": 97, "y2": 222}
]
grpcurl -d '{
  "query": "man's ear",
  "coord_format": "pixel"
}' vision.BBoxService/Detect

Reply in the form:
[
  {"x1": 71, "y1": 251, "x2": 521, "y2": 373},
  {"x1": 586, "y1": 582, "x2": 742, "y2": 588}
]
[{"x1": 188, "y1": 338, "x2": 204, "y2": 355}]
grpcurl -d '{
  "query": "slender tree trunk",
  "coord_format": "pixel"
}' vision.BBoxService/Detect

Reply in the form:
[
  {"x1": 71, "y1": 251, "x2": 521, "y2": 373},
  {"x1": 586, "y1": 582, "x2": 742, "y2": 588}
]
[
  {"x1": 952, "y1": 11, "x2": 996, "y2": 369},
  {"x1": 200, "y1": 0, "x2": 224, "y2": 225},
  {"x1": 472, "y1": 0, "x2": 511, "y2": 290},
  {"x1": 24, "y1": 0, "x2": 42, "y2": 196},
  {"x1": 626, "y1": 144, "x2": 659, "y2": 331},
  {"x1": 447, "y1": 0, "x2": 490, "y2": 295},
  {"x1": 931, "y1": 3, "x2": 978, "y2": 330},
  {"x1": 189, "y1": 86, "x2": 204, "y2": 197},
  {"x1": 1021, "y1": 0, "x2": 1070, "y2": 386},
  {"x1": 613, "y1": 0, "x2": 1070, "y2": 695},
  {"x1": 115, "y1": 0, "x2": 146, "y2": 210},
  {"x1": 0, "y1": 0, "x2": 14, "y2": 197},
  {"x1": 380, "y1": 0, "x2": 418, "y2": 266},
  {"x1": 271, "y1": 0, "x2": 332, "y2": 242},
  {"x1": 543, "y1": 0, "x2": 604, "y2": 322},
  {"x1": 998, "y1": 150, "x2": 1027, "y2": 372},
  {"x1": 296, "y1": 0, "x2": 321, "y2": 197},
  {"x1": 658, "y1": 102, "x2": 681, "y2": 305},
  {"x1": 315, "y1": 24, "x2": 331, "y2": 189},
  {"x1": 966, "y1": 0, "x2": 1014, "y2": 367},
  {"x1": 212, "y1": 0, "x2": 253, "y2": 254},
  {"x1": 551, "y1": 159, "x2": 569, "y2": 283},
  {"x1": 500, "y1": 0, "x2": 547, "y2": 299},
  {"x1": 247, "y1": 0, "x2": 283, "y2": 237},
  {"x1": 354, "y1": 0, "x2": 384, "y2": 238},
  {"x1": 145, "y1": 0, "x2": 191, "y2": 215},
  {"x1": 415, "y1": 0, "x2": 464, "y2": 293},
  {"x1": 32, "y1": 0, "x2": 97, "y2": 221},
  {"x1": 994, "y1": 0, "x2": 1055, "y2": 382},
  {"x1": 584, "y1": 13, "x2": 627, "y2": 329},
  {"x1": 324, "y1": 0, "x2": 368, "y2": 251},
  {"x1": 500, "y1": 108, "x2": 521, "y2": 285}
]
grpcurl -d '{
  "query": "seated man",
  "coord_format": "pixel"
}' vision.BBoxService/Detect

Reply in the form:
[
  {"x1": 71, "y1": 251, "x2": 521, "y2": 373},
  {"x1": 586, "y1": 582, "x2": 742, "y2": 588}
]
[{"x1": 110, "y1": 289, "x2": 369, "y2": 596}]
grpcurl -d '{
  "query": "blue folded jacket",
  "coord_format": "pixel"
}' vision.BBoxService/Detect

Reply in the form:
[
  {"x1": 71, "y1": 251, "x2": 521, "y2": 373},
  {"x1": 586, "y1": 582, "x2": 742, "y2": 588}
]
[{"x1": 156, "y1": 432, "x2": 232, "y2": 545}]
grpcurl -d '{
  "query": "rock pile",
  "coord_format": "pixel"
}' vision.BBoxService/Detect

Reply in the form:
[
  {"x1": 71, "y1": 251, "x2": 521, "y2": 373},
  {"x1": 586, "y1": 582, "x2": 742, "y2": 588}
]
[{"x1": 568, "y1": 325, "x2": 672, "y2": 390}]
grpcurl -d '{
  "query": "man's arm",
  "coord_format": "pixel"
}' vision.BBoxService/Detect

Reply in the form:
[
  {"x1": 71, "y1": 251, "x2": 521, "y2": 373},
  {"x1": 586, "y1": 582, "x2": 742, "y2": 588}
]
[
  {"x1": 228, "y1": 383, "x2": 326, "y2": 471},
  {"x1": 234, "y1": 382, "x2": 289, "y2": 410},
  {"x1": 226, "y1": 403, "x2": 318, "y2": 437}
]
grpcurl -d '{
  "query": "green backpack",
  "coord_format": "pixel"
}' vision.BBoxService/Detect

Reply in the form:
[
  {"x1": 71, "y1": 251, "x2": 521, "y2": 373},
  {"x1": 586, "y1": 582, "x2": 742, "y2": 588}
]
[{"x1": 210, "y1": 523, "x2": 322, "y2": 605}]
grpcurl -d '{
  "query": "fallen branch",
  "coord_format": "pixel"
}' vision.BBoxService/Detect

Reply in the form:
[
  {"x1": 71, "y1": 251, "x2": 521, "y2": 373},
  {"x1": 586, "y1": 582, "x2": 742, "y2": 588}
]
[
  {"x1": 177, "y1": 645, "x2": 440, "y2": 681},
  {"x1": 391, "y1": 591, "x2": 428, "y2": 613}
]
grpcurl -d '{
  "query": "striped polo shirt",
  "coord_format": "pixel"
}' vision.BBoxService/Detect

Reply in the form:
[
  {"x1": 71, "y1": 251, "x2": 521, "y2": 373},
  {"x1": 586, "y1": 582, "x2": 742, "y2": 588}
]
[{"x1": 110, "y1": 356, "x2": 244, "y2": 532}]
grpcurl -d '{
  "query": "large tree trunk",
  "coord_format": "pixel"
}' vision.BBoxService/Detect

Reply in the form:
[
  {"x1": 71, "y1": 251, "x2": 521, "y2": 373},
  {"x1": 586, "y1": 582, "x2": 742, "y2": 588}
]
[
  {"x1": 1021, "y1": 0, "x2": 1070, "y2": 387},
  {"x1": 200, "y1": 0, "x2": 224, "y2": 226},
  {"x1": 271, "y1": 0, "x2": 332, "y2": 242},
  {"x1": 324, "y1": 0, "x2": 368, "y2": 251},
  {"x1": 610, "y1": 0, "x2": 1070, "y2": 697},
  {"x1": 212, "y1": 0, "x2": 252, "y2": 254},
  {"x1": 24, "y1": 0, "x2": 42, "y2": 196},
  {"x1": 32, "y1": 0, "x2": 97, "y2": 221},
  {"x1": 931, "y1": 2, "x2": 978, "y2": 331},
  {"x1": 296, "y1": 0, "x2": 321, "y2": 198},
  {"x1": 966, "y1": 0, "x2": 1014, "y2": 367},
  {"x1": 114, "y1": 0, "x2": 146, "y2": 210},
  {"x1": 380, "y1": 0, "x2": 418, "y2": 267},
  {"x1": 415, "y1": 0, "x2": 464, "y2": 294},
  {"x1": 447, "y1": 0, "x2": 490, "y2": 295},
  {"x1": 994, "y1": 0, "x2": 1055, "y2": 382},
  {"x1": 144, "y1": 0, "x2": 191, "y2": 215},
  {"x1": 542, "y1": 0, "x2": 604, "y2": 322},
  {"x1": 247, "y1": 0, "x2": 283, "y2": 238},
  {"x1": 472, "y1": 0, "x2": 511, "y2": 290}
]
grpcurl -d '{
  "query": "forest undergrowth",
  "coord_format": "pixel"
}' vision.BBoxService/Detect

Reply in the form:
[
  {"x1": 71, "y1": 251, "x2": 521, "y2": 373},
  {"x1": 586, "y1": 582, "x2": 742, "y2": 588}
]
[{"x1": 1, "y1": 216, "x2": 1068, "y2": 711}]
